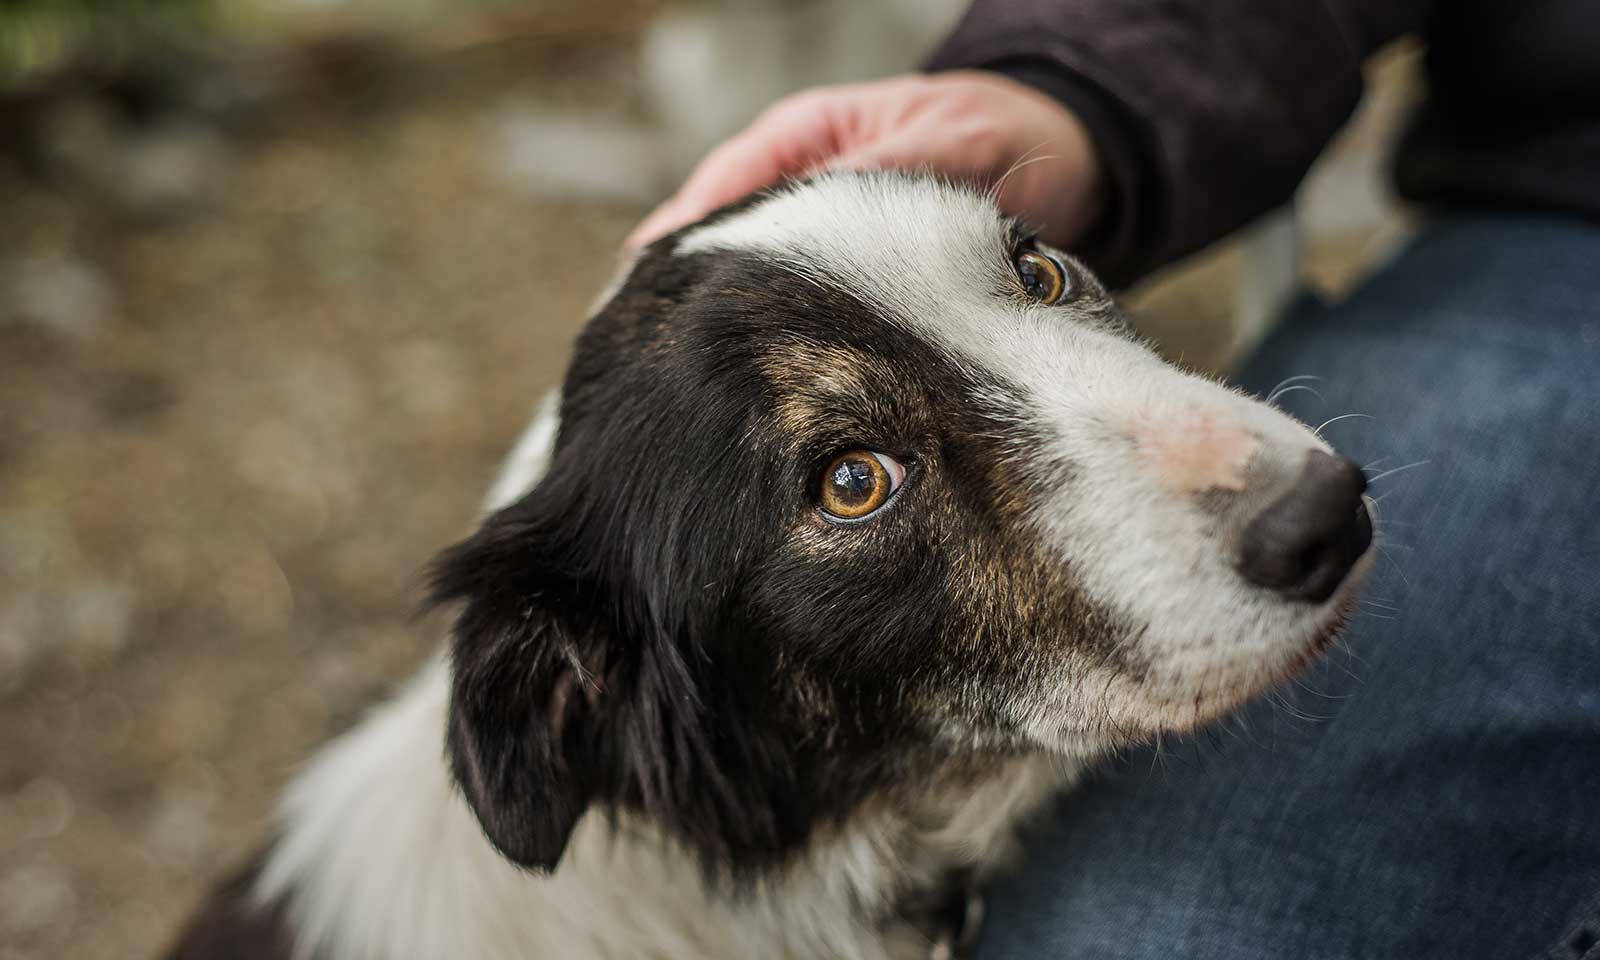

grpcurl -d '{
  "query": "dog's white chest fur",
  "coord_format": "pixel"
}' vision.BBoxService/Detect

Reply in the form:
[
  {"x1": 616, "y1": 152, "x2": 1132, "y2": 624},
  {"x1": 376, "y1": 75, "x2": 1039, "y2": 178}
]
[{"x1": 255, "y1": 401, "x2": 1077, "y2": 960}]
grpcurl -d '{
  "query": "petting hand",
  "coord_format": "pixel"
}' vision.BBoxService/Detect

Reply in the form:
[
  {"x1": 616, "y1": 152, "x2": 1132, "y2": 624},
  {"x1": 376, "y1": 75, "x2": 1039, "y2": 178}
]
[{"x1": 625, "y1": 70, "x2": 1107, "y2": 251}]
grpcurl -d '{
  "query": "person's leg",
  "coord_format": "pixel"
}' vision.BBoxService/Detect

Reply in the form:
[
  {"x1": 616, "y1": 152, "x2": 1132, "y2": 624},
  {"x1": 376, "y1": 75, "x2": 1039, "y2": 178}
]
[{"x1": 979, "y1": 214, "x2": 1600, "y2": 960}]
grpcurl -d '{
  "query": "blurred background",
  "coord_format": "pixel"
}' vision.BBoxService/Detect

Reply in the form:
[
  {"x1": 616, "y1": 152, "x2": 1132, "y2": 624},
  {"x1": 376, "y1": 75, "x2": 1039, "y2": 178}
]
[{"x1": 0, "y1": 2, "x2": 1417, "y2": 957}]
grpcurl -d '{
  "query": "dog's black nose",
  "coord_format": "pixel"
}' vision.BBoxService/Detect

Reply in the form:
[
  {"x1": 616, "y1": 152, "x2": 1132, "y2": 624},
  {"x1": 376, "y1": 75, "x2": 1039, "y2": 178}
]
[{"x1": 1236, "y1": 450, "x2": 1373, "y2": 603}]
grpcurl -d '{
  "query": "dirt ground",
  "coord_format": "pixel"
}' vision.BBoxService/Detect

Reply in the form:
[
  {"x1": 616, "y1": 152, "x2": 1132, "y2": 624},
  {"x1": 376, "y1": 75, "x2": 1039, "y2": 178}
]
[{"x1": 0, "y1": 12, "x2": 1414, "y2": 956}]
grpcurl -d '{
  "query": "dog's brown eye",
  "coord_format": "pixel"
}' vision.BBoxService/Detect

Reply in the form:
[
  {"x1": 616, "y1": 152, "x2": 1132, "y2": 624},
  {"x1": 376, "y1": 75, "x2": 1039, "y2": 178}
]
[
  {"x1": 1015, "y1": 249, "x2": 1067, "y2": 304},
  {"x1": 819, "y1": 451, "x2": 906, "y2": 521}
]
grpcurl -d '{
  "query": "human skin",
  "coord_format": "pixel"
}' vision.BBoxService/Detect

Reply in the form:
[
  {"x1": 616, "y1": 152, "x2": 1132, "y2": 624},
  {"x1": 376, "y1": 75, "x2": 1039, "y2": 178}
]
[{"x1": 626, "y1": 71, "x2": 1108, "y2": 251}]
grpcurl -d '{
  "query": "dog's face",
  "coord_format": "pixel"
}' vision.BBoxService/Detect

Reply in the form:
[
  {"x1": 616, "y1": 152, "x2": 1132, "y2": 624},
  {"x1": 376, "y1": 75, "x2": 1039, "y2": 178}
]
[{"x1": 433, "y1": 173, "x2": 1373, "y2": 874}]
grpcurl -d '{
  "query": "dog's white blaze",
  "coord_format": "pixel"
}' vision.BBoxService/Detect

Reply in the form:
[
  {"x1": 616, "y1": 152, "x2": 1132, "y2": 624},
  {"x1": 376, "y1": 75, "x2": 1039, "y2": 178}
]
[
  {"x1": 683, "y1": 173, "x2": 1339, "y2": 738},
  {"x1": 259, "y1": 400, "x2": 1075, "y2": 960}
]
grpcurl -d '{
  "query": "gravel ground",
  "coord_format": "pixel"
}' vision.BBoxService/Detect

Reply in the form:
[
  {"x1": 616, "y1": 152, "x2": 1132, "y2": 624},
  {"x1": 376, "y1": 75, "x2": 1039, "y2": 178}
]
[{"x1": 0, "y1": 25, "x2": 648, "y2": 959}]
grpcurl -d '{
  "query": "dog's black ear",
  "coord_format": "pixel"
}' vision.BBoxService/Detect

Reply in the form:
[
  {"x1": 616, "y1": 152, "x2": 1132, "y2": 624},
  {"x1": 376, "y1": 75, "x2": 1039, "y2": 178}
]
[{"x1": 428, "y1": 503, "x2": 614, "y2": 872}]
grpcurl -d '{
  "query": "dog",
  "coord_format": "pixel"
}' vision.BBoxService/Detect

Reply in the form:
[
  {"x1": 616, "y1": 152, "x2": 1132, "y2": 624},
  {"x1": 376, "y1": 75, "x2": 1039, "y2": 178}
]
[{"x1": 168, "y1": 171, "x2": 1374, "y2": 960}]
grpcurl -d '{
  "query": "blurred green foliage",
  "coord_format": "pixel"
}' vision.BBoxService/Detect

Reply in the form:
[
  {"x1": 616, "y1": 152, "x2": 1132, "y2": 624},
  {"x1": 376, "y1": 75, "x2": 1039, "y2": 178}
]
[
  {"x1": 0, "y1": 0, "x2": 222, "y2": 84},
  {"x1": 0, "y1": 0, "x2": 522, "y2": 85}
]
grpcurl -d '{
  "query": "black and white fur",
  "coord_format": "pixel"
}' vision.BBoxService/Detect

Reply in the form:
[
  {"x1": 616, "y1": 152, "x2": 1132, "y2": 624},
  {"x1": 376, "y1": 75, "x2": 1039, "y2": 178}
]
[{"x1": 170, "y1": 173, "x2": 1370, "y2": 960}]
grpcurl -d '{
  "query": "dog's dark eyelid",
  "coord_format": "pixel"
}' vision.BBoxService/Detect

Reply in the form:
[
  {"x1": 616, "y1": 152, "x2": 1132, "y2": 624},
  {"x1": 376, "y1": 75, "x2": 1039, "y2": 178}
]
[{"x1": 1007, "y1": 229, "x2": 1039, "y2": 259}]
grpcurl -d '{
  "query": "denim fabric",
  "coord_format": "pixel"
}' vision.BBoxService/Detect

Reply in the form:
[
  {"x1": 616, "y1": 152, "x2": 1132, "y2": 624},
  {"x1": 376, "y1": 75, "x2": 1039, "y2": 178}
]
[{"x1": 980, "y1": 215, "x2": 1600, "y2": 960}]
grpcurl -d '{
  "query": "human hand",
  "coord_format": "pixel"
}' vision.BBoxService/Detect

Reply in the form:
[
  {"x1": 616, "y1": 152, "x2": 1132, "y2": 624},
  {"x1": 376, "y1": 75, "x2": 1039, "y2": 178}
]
[{"x1": 626, "y1": 71, "x2": 1107, "y2": 250}]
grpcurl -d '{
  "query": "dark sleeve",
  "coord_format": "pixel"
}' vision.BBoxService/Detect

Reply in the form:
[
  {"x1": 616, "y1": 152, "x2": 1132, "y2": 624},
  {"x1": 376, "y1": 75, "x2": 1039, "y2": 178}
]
[{"x1": 926, "y1": 0, "x2": 1432, "y2": 286}]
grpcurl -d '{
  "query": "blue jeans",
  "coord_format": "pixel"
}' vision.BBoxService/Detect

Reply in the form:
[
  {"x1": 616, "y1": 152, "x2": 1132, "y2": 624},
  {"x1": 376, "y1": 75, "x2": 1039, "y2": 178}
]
[{"x1": 981, "y1": 214, "x2": 1600, "y2": 960}]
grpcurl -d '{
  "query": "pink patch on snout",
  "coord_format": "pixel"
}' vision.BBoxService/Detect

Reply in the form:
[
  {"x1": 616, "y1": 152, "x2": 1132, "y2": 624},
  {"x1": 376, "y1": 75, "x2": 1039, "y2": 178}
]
[{"x1": 1134, "y1": 414, "x2": 1258, "y2": 495}]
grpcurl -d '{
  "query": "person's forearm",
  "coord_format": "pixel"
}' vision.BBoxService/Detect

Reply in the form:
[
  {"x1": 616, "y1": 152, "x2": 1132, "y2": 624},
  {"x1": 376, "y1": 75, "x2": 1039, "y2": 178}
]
[{"x1": 928, "y1": 0, "x2": 1432, "y2": 286}]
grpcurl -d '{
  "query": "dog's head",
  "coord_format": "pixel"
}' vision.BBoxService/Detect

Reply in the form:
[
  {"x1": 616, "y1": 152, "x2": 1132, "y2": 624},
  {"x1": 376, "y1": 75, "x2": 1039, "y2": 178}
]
[{"x1": 431, "y1": 173, "x2": 1373, "y2": 874}]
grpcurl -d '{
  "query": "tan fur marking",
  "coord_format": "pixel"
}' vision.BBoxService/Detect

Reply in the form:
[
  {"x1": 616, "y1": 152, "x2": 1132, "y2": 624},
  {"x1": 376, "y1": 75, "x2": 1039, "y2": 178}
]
[{"x1": 759, "y1": 340, "x2": 880, "y2": 439}]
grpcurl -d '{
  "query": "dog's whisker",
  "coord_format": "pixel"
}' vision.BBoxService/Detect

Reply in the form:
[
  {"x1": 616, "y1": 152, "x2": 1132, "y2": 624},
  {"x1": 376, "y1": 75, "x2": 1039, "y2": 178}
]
[
  {"x1": 1265, "y1": 383, "x2": 1322, "y2": 407},
  {"x1": 1267, "y1": 688, "x2": 1329, "y2": 724},
  {"x1": 1321, "y1": 640, "x2": 1367, "y2": 680},
  {"x1": 989, "y1": 152, "x2": 1065, "y2": 204},
  {"x1": 1146, "y1": 733, "x2": 1170, "y2": 777},
  {"x1": 1314, "y1": 412, "x2": 1372, "y2": 436},
  {"x1": 1265, "y1": 374, "x2": 1321, "y2": 405},
  {"x1": 1366, "y1": 460, "x2": 1431, "y2": 484},
  {"x1": 1291, "y1": 676, "x2": 1352, "y2": 702},
  {"x1": 1377, "y1": 544, "x2": 1415, "y2": 588},
  {"x1": 987, "y1": 140, "x2": 1058, "y2": 202}
]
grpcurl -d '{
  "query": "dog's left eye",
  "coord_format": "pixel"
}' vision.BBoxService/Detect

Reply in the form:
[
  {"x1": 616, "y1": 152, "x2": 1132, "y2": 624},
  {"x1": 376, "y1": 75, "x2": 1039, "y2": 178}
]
[
  {"x1": 1015, "y1": 248, "x2": 1067, "y2": 304},
  {"x1": 819, "y1": 451, "x2": 906, "y2": 521}
]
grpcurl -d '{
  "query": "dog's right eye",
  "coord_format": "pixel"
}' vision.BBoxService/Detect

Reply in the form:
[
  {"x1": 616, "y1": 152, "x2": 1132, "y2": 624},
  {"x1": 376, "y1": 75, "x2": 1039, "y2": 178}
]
[{"x1": 819, "y1": 451, "x2": 905, "y2": 521}]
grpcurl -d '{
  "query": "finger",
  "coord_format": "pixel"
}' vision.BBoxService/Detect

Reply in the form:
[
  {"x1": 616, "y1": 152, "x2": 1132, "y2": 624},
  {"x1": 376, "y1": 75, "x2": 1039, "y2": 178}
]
[
  {"x1": 831, "y1": 131, "x2": 1090, "y2": 236},
  {"x1": 624, "y1": 197, "x2": 695, "y2": 251},
  {"x1": 626, "y1": 96, "x2": 844, "y2": 249},
  {"x1": 627, "y1": 136, "x2": 807, "y2": 249},
  {"x1": 828, "y1": 133, "x2": 976, "y2": 183},
  {"x1": 625, "y1": 135, "x2": 784, "y2": 250}
]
